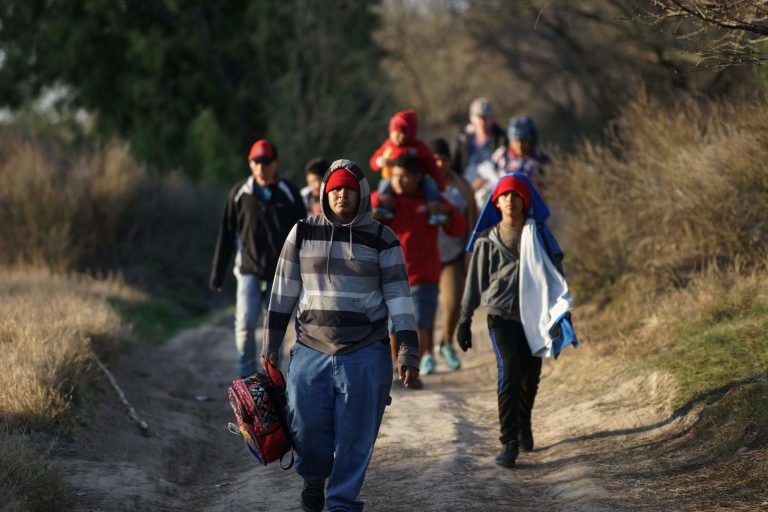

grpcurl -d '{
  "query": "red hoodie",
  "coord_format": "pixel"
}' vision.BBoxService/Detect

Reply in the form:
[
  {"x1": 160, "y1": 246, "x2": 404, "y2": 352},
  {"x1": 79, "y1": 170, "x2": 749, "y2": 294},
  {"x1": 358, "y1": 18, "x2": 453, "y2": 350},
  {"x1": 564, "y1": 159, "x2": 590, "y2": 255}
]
[
  {"x1": 369, "y1": 109, "x2": 445, "y2": 190},
  {"x1": 372, "y1": 189, "x2": 466, "y2": 286}
]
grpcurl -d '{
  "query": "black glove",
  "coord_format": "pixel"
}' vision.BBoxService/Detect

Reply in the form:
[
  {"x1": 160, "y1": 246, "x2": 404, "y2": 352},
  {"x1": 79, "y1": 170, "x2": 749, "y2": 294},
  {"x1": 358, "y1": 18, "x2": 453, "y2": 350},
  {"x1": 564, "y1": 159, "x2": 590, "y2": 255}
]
[{"x1": 457, "y1": 322, "x2": 472, "y2": 352}]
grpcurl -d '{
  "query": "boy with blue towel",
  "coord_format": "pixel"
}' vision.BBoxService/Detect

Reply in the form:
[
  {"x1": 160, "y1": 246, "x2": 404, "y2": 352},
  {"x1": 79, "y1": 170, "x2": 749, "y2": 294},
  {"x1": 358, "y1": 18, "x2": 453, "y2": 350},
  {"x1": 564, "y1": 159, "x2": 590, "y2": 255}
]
[{"x1": 458, "y1": 173, "x2": 578, "y2": 468}]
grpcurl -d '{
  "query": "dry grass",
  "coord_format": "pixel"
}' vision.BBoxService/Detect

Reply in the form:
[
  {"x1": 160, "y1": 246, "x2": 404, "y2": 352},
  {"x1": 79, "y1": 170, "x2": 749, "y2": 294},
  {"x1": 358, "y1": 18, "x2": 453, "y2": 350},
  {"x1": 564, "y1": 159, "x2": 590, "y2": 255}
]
[
  {"x1": 0, "y1": 125, "x2": 224, "y2": 509},
  {"x1": 0, "y1": 269, "x2": 137, "y2": 431},
  {"x1": 548, "y1": 92, "x2": 768, "y2": 505},
  {"x1": 565, "y1": 268, "x2": 768, "y2": 508},
  {"x1": 638, "y1": 381, "x2": 768, "y2": 510},
  {"x1": 0, "y1": 431, "x2": 70, "y2": 512},
  {"x1": 0, "y1": 134, "x2": 144, "y2": 271},
  {"x1": 0, "y1": 269, "x2": 140, "y2": 510},
  {"x1": 551, "y1": 90, "x2": 768, "y2": 302},
  {"x1": 0, "y1": 128, "x2": 222, "y2": 310}
]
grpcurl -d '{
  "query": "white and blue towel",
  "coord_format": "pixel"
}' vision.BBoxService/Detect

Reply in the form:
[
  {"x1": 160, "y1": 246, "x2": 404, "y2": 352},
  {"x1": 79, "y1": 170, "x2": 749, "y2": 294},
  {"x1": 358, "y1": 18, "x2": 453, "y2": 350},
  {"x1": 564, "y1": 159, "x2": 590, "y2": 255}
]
[{"x1": 467, "y1": 172, "x2": 578, "y2": 358}]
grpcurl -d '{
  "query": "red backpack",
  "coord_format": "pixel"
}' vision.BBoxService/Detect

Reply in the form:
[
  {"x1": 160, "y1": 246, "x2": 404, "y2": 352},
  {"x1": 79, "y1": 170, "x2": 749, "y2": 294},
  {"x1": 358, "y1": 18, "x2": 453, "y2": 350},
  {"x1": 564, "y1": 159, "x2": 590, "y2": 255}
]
[{"x1": 227, "y1": 362, "x2": 293, "y2": 468}]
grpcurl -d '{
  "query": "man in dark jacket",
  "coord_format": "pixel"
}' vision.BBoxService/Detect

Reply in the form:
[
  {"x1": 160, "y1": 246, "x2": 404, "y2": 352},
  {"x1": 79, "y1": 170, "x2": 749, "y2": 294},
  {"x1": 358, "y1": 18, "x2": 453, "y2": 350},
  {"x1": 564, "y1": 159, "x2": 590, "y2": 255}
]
[{"x1": 209, "y1": 139, "x2": 305, "y2": 378}]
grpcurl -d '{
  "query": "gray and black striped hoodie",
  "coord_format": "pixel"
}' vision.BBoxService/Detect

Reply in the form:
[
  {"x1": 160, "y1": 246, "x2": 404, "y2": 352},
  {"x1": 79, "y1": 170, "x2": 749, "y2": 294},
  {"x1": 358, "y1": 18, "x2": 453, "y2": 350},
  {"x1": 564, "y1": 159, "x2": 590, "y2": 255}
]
[{"x1": 262, "y1": 159, "x2": 419, "y2": 369}]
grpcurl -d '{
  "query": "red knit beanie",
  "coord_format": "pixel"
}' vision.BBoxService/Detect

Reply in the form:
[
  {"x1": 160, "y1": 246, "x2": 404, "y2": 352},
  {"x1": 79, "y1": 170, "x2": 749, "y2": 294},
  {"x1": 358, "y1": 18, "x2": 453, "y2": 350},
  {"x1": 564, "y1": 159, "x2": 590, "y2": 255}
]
[
  {"x1": 325, "y1": 169, "x2": 359, "y2": 192},
  {"x1": 492, "y1": 175, "x2": 531, "y2": 210},
  {"x1": 388, "y1": 115, "x2": 408, "y2": 135},
  {"x1": 388, "y1": 109, "x2": 418, "y2": 140}
]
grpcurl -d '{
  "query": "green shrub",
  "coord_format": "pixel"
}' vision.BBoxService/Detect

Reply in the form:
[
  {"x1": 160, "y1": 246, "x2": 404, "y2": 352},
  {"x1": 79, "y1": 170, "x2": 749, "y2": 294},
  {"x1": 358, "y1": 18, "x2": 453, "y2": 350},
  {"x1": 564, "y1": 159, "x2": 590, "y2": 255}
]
[{"x1": 653, "y1": 294, "x2": 768, "y2": 406}]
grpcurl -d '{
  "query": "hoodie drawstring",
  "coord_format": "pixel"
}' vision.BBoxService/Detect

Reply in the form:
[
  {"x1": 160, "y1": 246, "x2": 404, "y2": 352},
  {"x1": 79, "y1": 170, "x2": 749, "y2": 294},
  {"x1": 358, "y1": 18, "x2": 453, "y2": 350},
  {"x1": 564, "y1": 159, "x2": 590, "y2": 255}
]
[
  {"x1": 327, "y1": 225, "x2": 335, "y2": 283},
  {"x1": 348, "y1": 226, "x2": 354, "y2": 261},
  {"x1": 326, "y1": 224, "x2": 356, "y2": 283}
]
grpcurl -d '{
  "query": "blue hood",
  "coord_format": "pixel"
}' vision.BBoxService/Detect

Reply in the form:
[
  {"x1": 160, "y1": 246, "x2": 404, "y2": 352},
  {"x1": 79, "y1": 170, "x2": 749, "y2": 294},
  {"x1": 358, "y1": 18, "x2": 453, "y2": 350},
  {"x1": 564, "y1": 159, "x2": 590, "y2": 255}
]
[{"x1": 466, "y1": 172, "x2": 551, "y2": 253}]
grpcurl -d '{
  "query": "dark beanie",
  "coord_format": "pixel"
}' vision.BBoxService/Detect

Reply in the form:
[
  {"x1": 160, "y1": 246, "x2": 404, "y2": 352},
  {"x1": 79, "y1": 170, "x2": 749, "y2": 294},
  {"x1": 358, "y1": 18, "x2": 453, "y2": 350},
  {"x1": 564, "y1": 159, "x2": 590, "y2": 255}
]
[{"x1": 430, "y1": 137, "x2": 451, "y2": 158}]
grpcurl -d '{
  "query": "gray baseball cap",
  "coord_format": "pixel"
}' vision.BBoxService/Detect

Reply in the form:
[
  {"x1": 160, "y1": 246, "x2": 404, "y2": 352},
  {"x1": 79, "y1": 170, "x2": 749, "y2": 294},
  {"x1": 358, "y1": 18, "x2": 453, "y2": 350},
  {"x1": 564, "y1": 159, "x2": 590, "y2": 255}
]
[{"x1": 469, "y1": 97, "x2": 493, "y2": 118}]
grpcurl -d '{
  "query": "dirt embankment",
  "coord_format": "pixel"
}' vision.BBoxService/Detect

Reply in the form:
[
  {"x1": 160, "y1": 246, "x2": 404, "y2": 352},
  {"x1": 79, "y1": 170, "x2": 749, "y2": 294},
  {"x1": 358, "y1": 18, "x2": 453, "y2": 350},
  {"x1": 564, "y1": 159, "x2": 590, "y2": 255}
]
[{"x1": 50, "y1": 314, "x2": 752, "y2": 511}]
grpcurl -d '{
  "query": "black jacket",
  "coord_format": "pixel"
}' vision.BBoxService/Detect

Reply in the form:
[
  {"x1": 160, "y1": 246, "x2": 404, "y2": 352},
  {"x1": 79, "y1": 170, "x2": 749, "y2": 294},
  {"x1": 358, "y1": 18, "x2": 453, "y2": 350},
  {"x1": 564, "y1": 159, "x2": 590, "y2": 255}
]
[
  {"x1": 453, "y1": 122, "x2": 509, "y2": 176},
  {"x1": 210, "y1": 177, "x2": 305, "y2": 288}
]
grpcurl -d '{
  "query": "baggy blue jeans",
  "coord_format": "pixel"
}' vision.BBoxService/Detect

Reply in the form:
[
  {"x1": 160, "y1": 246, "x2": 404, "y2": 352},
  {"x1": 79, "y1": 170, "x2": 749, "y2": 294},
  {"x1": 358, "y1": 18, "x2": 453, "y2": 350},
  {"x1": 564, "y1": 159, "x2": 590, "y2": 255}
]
[
  {"x1": 287, "y1": 341, "x2": 393, "y2": 511},
  {"x1": 234, "y1": 271, "x2": 271, "y2": 378}
]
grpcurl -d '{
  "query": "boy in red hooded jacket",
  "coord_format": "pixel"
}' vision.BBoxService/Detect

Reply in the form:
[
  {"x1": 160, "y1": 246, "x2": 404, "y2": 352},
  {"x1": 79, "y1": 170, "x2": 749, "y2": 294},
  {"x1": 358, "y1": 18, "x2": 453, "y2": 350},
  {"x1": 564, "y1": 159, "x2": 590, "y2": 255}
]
[{"x1": 370, "y1": 109, "x2": 447, "y2": 224}]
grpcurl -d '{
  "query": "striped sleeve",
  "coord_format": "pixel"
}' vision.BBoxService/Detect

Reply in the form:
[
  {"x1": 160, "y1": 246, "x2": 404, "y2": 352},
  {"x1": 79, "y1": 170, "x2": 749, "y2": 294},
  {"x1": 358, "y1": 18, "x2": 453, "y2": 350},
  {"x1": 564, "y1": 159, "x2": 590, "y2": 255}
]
[
  {"x1": 263, "y1": 223, "x2": 302, "y2": 356},
  {"x1": 378, "y1": 226, "x2": 419, "y2": 369}
]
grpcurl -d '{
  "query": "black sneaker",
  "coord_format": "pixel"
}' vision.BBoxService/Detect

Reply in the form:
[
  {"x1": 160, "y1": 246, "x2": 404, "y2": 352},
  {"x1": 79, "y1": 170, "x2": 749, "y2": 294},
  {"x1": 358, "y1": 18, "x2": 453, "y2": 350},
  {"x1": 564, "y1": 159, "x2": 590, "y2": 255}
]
[
  {"x1": 495, "y1": 442, "x2": 519, "y2": 468},
  {"x1": 301, "y1": 480, "x2": 325, "y2": 512},
  {"x1": 519, "y1": 426, "x2": 534, "y2": 452}
]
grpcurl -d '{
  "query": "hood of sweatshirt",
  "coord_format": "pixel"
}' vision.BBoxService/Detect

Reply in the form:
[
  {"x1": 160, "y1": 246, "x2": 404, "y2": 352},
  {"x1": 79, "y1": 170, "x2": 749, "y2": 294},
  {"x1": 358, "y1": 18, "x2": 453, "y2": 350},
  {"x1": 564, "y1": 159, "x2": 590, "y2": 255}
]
[
  {"x1": 388, "y1": 109, "x2": 419, "y2": 142},
  {"x1": 317, "y1": 159, "x2": 375, "y2": 278},
  {"x1": 320, "y1": 159, "x2": 373, "y2": 228}
]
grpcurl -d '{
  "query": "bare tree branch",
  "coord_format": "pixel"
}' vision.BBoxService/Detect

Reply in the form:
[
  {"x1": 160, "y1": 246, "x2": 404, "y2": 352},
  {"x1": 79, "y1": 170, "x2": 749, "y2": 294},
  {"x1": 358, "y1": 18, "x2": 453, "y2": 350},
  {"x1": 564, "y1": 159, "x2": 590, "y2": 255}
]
[{"x1": 647, "y1": 0, "x2": 768, "y2": 66}]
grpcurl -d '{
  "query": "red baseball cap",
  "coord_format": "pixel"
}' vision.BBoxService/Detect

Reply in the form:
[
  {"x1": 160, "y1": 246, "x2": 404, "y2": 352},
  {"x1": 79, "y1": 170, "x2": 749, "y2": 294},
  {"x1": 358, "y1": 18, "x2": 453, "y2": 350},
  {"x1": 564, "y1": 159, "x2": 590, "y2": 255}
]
[
  {"x1": 492, "y1": 175, "x2": 531, "y2": 210},
  {"x1": 248, "y1": 139, "x2": 278, "y2": 163},
  {"x1": 325, "y1": 168, "x2": 359, "y2": 193}
]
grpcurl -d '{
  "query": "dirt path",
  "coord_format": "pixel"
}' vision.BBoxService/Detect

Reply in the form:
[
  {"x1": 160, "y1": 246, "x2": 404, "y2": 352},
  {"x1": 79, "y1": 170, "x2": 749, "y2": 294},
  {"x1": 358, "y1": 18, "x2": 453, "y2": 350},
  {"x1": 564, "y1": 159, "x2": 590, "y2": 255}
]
[{"x1": 52, "y1": 313, "x2": 697, "y2": 511}]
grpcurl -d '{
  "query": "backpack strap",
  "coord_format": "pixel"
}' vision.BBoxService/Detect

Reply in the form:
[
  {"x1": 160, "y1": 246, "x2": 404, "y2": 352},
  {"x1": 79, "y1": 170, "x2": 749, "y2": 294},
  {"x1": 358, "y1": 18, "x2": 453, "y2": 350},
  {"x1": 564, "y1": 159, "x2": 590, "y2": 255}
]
[{"x1": 295, "y1": 219, "x2": 306, "y2": 253}]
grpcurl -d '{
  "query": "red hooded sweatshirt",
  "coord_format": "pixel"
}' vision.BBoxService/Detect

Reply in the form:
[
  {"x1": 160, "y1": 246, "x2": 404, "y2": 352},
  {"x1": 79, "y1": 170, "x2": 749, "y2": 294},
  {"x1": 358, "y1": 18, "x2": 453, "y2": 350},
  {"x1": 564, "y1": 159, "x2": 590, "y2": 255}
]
[
  {"x1": 369, "y1": 109, "x2": 445, "y2": 190},
  {"x1": 371, "y1": 189, "x2": 466, "y2": 286}
]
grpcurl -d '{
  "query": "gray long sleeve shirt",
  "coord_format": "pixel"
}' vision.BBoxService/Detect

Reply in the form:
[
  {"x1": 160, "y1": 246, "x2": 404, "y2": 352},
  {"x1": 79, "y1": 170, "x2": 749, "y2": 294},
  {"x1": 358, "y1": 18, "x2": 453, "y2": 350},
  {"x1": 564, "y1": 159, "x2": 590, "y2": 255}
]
[{"x1": 460, "y1": 225, "x2": 563, "y2": 325}]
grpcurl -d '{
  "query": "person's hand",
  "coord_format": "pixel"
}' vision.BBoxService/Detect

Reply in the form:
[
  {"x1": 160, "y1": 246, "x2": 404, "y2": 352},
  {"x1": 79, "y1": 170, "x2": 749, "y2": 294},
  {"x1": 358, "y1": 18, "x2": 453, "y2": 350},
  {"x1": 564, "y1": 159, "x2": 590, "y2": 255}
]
[
  {"x1": 472, "y1": 178, "x2": 485, "y2": 191},
  {"x1": 435, "y1": 201, "x2": 451, "y2": 215},
  {"x1": 398, "y1": 365, "x2": 420, "y2": 388},
  {"x1": 260, "y1": 351, "x2": 279, "y2": 370},
  {"x1": 211, "y1": 286, "x2": 222, "y2": 293},
  {"x1": 378, "y1": 193, "x2": 396, "y2": 210},
  {"x1": 457, "y1": 322, "x2": 472, "y2": 352}
]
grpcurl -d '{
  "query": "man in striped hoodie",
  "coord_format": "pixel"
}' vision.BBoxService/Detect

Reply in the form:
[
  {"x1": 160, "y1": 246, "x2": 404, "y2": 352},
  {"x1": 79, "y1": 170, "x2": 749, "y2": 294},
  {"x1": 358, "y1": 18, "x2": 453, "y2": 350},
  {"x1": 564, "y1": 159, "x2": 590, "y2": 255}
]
[{"x1": 262, "y1": 159, "x2": 419, "y2": 512}]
